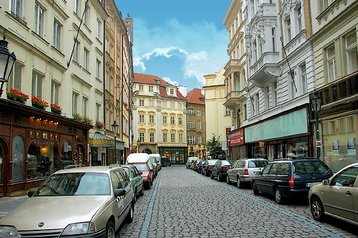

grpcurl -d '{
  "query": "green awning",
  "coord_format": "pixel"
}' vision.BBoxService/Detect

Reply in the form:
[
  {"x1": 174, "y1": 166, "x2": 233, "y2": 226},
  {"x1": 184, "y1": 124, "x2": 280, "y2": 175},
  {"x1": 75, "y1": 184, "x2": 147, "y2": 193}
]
[{"x1": 89, "y1": 132, "x2": 114, "y2": 147}]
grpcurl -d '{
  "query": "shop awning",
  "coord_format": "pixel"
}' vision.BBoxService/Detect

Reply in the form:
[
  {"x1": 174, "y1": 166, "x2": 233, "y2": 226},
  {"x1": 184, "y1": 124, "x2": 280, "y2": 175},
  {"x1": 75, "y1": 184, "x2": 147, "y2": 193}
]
[{"x1": 89, "y1": 132, "x2": 114, "y2": 147}]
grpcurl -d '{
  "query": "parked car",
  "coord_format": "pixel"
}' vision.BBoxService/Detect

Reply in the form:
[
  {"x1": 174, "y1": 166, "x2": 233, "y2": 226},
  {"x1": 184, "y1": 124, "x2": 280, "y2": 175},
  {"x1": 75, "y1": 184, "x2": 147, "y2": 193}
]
[
  {"x1": 211, "y1": 160, "x2": 231, "y2": 181},
  {"x1": 0, "y1": 166, "x2": 134, "y2": 238},
  {"x1": 252, "y1": 159, "x2": 333, "y2": 204},
  {"x1": 148, "y1": 156, "x2": 159, "y2": 178},
  {"x1": 122, "y1": 164, "x2": 144, "y2": 202},
  {"x1": 149, "y1": 154, "x2": 162, "y2": 171},
  {"x1": 227, "y1": 158, "x2": 268, "y2": 188},
  {"x1": 309, "y1": 162, "x2": 358, "y2": 225},
  {"x1": 161, "y1": 156, "x2": 171, "y2": 167},
  {"x1": 127, "y1": 153, "x2": 154, "y2": 188},
  {"x1": 186, "y1": 156, "x2": 198, "y2": 169},
  {"x1": 197, "y1": 159, "x2": 206, "y2": 174},
  {"x1": 131, "y1": 163, "x2": 153, "y2": 190},
  {"x1": 202, "y1": 159, "x2": 218, "y2": 176}
]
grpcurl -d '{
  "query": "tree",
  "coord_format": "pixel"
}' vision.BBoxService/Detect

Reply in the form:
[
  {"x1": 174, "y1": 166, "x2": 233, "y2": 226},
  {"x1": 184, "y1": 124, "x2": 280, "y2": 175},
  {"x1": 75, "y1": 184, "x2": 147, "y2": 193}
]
[{"x1": 206, "y1": 134, "x2": 222, "y2": 159}]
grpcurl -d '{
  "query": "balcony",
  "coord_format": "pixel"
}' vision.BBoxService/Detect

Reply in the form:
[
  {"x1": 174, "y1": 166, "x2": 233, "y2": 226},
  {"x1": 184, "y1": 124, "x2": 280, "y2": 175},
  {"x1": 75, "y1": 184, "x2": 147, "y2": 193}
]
[
  {"x1": 224, "y1": 90, "x2": 246, "y2": 108},
  {"x1": 248, "y1": 52, "x2": 280, "y2": 87}
]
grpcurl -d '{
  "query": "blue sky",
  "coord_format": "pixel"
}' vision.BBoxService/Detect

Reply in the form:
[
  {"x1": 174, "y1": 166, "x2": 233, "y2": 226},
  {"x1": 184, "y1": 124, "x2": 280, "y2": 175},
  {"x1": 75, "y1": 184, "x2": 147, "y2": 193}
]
[{"x1": 115, "y1": 0, "x2": 230, "y2": 91}]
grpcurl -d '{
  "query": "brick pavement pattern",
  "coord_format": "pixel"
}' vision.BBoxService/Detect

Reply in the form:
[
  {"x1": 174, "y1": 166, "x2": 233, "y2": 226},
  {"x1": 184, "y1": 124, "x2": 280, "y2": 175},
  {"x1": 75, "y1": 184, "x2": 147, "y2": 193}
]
[{"x1": 120, "y1": 165, "x2": 357, "y2": 238}]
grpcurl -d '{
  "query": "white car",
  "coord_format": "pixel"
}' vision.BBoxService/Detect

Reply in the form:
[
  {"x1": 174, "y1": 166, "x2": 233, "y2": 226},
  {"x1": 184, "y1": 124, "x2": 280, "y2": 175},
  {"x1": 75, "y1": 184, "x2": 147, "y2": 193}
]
[
  {"x1": 0, "y1": 166, "x2": 135, "y2": 238},
  {"x1": 309, "y1": 162, "x2": 358, "y2": 225}
]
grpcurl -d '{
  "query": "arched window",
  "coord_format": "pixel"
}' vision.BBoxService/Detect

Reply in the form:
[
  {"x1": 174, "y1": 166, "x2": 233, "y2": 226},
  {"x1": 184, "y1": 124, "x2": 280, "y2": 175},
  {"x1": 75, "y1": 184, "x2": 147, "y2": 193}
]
[{"x1": 12, "y1": 136, "x2": 25, "y2": 182}]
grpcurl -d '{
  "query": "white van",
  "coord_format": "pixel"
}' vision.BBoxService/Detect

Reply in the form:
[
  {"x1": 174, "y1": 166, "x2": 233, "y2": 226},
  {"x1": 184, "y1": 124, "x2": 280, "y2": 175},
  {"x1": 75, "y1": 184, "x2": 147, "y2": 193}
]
[{"x1": 127, "y1": 153, "x2": 153, "y2": 170}]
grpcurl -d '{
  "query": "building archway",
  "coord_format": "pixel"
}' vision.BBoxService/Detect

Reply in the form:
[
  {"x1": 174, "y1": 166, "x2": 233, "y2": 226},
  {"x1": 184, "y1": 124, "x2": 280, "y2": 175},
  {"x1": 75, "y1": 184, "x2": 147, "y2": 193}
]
[{"x1": 143, "y1": 148, "x2": 152, "y2": 154}]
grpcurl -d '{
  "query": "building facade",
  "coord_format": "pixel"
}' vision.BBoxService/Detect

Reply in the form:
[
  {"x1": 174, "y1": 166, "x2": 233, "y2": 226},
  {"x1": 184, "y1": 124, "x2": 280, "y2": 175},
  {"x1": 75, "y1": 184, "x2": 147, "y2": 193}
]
[
  {"x1": 186, "y1": 88, "x2": 206, "y2": 159},
  {"x1": 310, "y1": 0, "x2": 358, "y2": 172},
  {"x1": 132, "y1": 73, "x2": 188, "y2": 164},
  {"x1": 203, "y1": 68, "x2": 232, "y2": 157},
  {"x1": 0, "y1": 0, "x2": 107, "y2": 195}
]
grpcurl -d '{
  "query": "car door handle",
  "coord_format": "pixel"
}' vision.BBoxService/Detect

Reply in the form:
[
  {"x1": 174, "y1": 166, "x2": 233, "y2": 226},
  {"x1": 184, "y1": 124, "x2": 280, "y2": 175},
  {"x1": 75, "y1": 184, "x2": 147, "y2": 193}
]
[{"x1": 346, "y1": 191, "x2": 352, "y2": 196}]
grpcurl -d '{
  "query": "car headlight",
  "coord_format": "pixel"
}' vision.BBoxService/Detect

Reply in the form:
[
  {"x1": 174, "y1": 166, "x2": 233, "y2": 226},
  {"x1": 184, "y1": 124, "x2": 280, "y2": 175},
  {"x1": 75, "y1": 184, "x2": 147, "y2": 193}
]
[
  {"x1": 0, "y1": 226, "x2": 20, "y2": 238},
  {"x1": 62, "y1": 222, "x2": 96, "y2": 235}
]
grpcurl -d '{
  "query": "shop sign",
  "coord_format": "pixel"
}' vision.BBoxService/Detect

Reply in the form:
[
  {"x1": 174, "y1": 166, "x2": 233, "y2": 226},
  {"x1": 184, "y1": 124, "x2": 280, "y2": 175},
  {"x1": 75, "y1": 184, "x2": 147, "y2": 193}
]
[{"x1": 229, "y1": 128, "x2": 244, "y2": 146}]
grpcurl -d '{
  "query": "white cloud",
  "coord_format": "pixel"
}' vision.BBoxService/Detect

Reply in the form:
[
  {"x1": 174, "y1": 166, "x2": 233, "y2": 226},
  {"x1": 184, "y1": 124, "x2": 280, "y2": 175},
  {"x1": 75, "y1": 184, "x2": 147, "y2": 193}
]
[
  {"x1": 133, "y1": 57, "x2": 146, "y2": 71},
  {"x1": 161, "y1": 76, "x2": 180, "y2": 86}
]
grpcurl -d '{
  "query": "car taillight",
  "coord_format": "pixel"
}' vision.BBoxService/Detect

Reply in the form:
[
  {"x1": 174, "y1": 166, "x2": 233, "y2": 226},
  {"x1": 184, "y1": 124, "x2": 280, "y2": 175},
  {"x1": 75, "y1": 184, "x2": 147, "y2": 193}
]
[
  {"x1": 289, "y1": 176, "x2": 294, "y2": 187},
  {"x1": 208, "y1": 165, "x2": 212, "y2": 170},
  {"x1": 244, "y1": 169, "x2": 249, "y2": 175}
]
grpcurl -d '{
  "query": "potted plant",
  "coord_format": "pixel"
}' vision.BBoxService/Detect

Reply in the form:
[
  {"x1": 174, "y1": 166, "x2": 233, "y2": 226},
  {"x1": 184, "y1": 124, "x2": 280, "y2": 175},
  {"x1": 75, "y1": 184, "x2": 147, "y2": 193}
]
[
  {"x1": 6, "y1": 88, "x2": 29, "y2": 103},
  {"x1": 31, "y1": 96, "x2": 49, "y2": 110},
  {"x1": 83, "y1": 116, "x2": 93, "y2": 126},
  {"x1": 73, "y1": 113, "x2": 83, "y2": 122},
  {"x1": 95, "y1": 121, "x2": 103, "y2": 129},
  {"x1": 50, "y1": 103, "x2": 62, "y2": 114}
]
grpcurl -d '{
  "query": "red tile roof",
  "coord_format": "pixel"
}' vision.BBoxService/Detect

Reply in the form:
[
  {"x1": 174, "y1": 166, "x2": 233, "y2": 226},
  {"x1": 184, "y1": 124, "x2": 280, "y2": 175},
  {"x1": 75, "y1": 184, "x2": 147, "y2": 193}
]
[
  {"x1": 186, "y1": 88, "x2": 205, "y2": 105},
  {"x1": 134, "y1": 73, "x2": 186, "y2": 100}
]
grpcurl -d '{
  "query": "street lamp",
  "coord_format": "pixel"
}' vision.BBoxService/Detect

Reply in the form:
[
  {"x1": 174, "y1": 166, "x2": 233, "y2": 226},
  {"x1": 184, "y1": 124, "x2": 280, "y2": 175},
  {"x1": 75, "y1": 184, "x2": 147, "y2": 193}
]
[
  {"x1": 311, "y1": 92, "x2": 322, "y2": 160},
  {"x1": 0, "y1": 36, "x2": 16, "y2": 97},
  {"x1": 111, "y1": 121, "x2": 118, "y2": 164}
]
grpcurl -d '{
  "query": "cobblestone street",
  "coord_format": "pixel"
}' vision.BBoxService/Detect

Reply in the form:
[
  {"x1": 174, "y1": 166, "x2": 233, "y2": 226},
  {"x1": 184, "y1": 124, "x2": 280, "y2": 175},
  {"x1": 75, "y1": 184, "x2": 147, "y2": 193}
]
[{"x1": 120, "y1": 166, "x2": 357, "y2": 238}]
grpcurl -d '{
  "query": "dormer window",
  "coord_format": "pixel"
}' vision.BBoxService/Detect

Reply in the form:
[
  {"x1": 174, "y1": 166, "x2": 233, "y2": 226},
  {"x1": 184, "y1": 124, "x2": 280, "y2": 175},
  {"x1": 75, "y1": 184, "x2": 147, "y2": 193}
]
[{"x1": 170, "y1": 88, "x2": 174, "y2": 95}]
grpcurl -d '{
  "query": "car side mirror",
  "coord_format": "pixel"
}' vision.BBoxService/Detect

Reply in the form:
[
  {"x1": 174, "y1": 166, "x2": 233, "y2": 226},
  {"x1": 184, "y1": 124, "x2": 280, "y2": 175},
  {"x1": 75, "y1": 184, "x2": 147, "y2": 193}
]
[
  {"x1": 28, "y1": 190, "x2": 35, "y2": 197},
  {"x1": 322, "y1": 179, "x2": 329, "y2": 185},
  {"x1": 139, "y1": 171, "x2": 143, "y2": 175},
  {"x1": 114, "y1": 188, "x2": 126, "y2": 197}
]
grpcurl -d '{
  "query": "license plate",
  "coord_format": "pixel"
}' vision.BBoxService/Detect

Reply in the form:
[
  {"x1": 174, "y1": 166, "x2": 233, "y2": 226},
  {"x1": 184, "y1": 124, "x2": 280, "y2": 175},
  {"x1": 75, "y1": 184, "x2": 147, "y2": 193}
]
[{"x1": 306, "y1": 182, "x2": 320, "y2": 188}]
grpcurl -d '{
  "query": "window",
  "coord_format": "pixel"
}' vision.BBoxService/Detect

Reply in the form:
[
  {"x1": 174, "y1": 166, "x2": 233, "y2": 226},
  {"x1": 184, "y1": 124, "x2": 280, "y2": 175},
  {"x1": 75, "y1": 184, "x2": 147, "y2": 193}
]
[
  {"x1": 96, "y1": 103, "x2": 100, "y2": 122},
  {"x1": 188, "y1": 121, "x2": 195, "y2": 129},
  {"x1": 74, "y1": 39, "x2": 80, "y2": 63},
  {"x1": 331, "y1": 167, "x2": 358, "y2": 187},
  {"x1": 321, "y1": 0, "x2": 334, "y2": 12},
  {"x1": 72, "y1": 92, "x2": 79, "y2": 115},
  {"x1": 139, "y1": 84, "x2": 143, "y2": 91},
  {"x1": 84, "y1": 47, "x2": 89, "y2": 70},
  {"x1": 96, "y1": 59, "x2": 101, "y2": 79},
  {"x1": 74, "y1": 0, "x2": 81, "y2": 15},
  {"x1": 96, "y1": 18, "x2": 102, "y2": 39},
  {"x1": 170, "y1": 88, "x2": 174, "y2": 95},
  {"x1": 150, "y1": 133, "x2": 154, "y2": 142},
  {"x1": 139, "y1": 132, "x2": 144, "y2": 142},
  {"x1": 300, "y1": 63, "x2": 307, "y2": 95},
  {"x1": 290, "y1": 71, "x2": 296, "y2": 99},
  {"x1": 196, "y1": 121, "x2": 201, "y2": 129},
  {"x1": 347, "y1": 117, "x2": 354, "y2": 132},
  {"x1": 8, "y1": 61, "x2": 22, "y2": 90},
  {"x1": 187, "y1": 109, "x2": 194, "y2": 115},
  {"x1": 84, "y1": 5, "x2": 90, "y2": 26},
  {"x1": 51, "y1": 81, "x2": 60, "y2": 105},
  {"x1": 196, "y1": 110, "x2": 201, "y2": 116},
  {"x1": 171, "y1": 133, "x2": 175, "y2": 143},
  {"x1": 188, "y1": 135, "x2": 195, "y2": 145},
  {"x1": 272, "y1": 82, "x2": 278, "y2": 106},
  {"x1": 339, "y1": 118, "x2": 346, "y2": 134},
  {"x1": 149, "y1": 86, "x2": 153, "y2": 92},
  {"x1": 250, "y1": 96, "x2": 255, "y2": 116},
  {"x1": 139, "y1": 114, "x2": 144, "y2": 123},
  {"x1": 272, "y1": 27, "x2": 276, "y2": 52},
  {"x1": 252, "y1": 40, "x2": 257, "y2": 62},
  {"x1": 10, "y1": 0, "x2": 23, "y2": 18},
  {"x1": 296, "y1": 5, "x2": 302, "y2": 33},
  {"x1": 244, "y1": 104, "x2": 247, "y2": 120},
  {"x1": 170, "y1": 116, "x2": 175, "y2": 125},
  {"x1": 82, "y1": 97, "x2": 88, "y2": 116},
  {"x1": 326, "y1": 44, "x2": 336, "y2": 82},
  {"x1": 179, "y1": 133, "x2": 183, "y2": 143},
  {"x1": 162, "y1": 116, "x2": 167, "y2": 124},
  {"x1": 178, "y1": 117, "x2": 183, "y2": 125},
  {"x1": 149, "y1": 115, "x2": 154, "y2": 123},
  {"x1": 255, "y1": 93, "x2": 259, "y2": 114},
  {"x1": 285, "y1": 17, "x2": 291, "y2": 42},
  {"x1": 53, "y1": 19, "x2": 62, "y2": 50},
  {"x1": 265, "y1": 86, "x2": 270, "y2": 109},
  {"x1": 35, "y1": 2, "x2": 45, "y2": 37},
  {"x1": 197, "y1": 135, "x2": 202, "y2": 144},
  {"x1": 32, "y1": 71, "x2": 43, "y2": 98},
  {"x1": 225, "y1": 107, "x2": 231, "y2": 116},
  {"x1": 163, "y1": 133, "x2": 167, "y2": 142},
  {"x1": 345, "y1": 31, "x2": 358, "y2": 74},
  {"x1": 139, "y1": 99, "x2": 144, "y2": 107}
]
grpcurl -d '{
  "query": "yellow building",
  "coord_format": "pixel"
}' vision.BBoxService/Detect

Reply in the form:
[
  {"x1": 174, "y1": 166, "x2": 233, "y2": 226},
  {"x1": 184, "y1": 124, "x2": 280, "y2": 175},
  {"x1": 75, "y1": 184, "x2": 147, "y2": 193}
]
[
  {"x1": 203, "y1": 68, "x2": 232, "y2": 157},
  {"x1": 186, "y1": 88, "x2": 206, "y2": 159},
  {"x1": 132, "y1": 73, "x2": 187, "y2": 164}
]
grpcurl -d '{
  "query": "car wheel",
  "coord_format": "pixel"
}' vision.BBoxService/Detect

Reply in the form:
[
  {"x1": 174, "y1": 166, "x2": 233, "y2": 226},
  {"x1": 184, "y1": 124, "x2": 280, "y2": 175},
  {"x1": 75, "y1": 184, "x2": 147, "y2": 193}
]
[
  {"x1": 237, "y1": 177, "x2": 242, "y2": 188},
  {"x1": 217, "y1": 173, "x2": 221, "y2": 181},
  {"x1": 226, "y1": 176, "x2": 230, "y2": 184},
  {"x1": 210, "y1": 173, "x2": 214, "y2": 179},
  {"x1": 252, "y1": 182, "x2": 259, "y2": 195},
  {"x1": 311, "y1": 197, "x2": 324, "y2": 221},
  {"x1": 125, "y1": 203, "x2": 134, "y2": 223},
  {"x1": 105, "y1": 220, "x2": 115, "y2": 238},
  {"x1": 139, "y1": 185, "x2": 144, "y2": 196},
  {"x1": 133, "y1": 189, "x2": 137, "y2": 203},
  {"x1": 274, "y1": 188, "x2": 284, "y2": 204}
]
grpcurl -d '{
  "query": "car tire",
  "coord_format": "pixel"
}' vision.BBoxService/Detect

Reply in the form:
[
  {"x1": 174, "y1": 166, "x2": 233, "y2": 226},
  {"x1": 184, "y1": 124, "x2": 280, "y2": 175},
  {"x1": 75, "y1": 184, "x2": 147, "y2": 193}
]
[
  {"x1": 126, "y1": 203, "x2": 134, "y2": 223},
  {"x1": 210, "y1": 173, "x2": 214, "y2": 179},
  {"x1": 274, "y1": 188, "x2": 284, "y2": 204},
  {"x1": 252, "y1": 182, "x2": 259, "y2": 195},
  {"x1": 311, "y1": 197, "x2": 324, "y2": 221},
  {"x1": 133, "y1": 189, "x2": 137, "y2": 203},
  {"x1": 237, "y1": 177, "x2": 242, "y2": 188},
  {"x1": 105, "y1": 220, "x2": 116, "y2": 238},
  {"x1": 139, "y1": 185, "x2": 144, "y2": 196},
  {"x1": 226, "y1": 176, "x2": 231, "y2": 184},
  {"x1": 217, "y1": 173, "x2": 221, "y2": 181}
]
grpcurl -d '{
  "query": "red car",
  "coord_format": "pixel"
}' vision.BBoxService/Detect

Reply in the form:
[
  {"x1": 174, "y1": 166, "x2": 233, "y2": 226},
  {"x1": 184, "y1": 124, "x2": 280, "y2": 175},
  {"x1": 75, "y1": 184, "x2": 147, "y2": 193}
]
[{"x1": 131, "y1": 163, "x2": 153, "y2": 189}]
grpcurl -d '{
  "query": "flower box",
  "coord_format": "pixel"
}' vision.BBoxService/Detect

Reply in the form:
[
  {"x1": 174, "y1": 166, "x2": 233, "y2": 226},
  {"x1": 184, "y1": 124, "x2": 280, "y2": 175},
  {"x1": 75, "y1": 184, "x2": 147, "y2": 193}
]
[
  {"x1": 32, "y1": 96, "x2": 48, "y2": 110},
  {"x1": 50, "y1": 103, "x2": 62, "y2": 114},
  {"x1": 6, "y1": 88, "x2": 29, "y2": 103}
]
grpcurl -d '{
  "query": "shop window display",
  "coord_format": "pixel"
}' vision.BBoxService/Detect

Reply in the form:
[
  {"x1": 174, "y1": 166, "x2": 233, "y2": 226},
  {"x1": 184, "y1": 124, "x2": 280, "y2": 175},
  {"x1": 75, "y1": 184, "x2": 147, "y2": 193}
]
[{"x1": 12, "y1": 136, "x2": 25, "y2": 182}]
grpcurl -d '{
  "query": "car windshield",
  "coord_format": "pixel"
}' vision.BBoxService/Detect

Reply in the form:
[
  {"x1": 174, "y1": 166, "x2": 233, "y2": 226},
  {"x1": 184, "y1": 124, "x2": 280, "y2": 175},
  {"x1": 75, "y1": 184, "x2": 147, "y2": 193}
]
[
  {"x1": 208, "y1": 160, "x2": 217, "y2": 165},
  {"x1": 133, "y1": 163, "x2": 148, "y2": 172},
  {"x1": 221, "y1": 160, "x2": 231, "y2": 165},
  {"x1": 35, "y1": 172, "x2": 110, "y2": 196},
  {"x1": 248, "y1": 160, "x2": 268, "y2": 168},
  {"x1": 294, "y1": 161, "x2": 332, "y2": 176}
]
